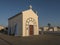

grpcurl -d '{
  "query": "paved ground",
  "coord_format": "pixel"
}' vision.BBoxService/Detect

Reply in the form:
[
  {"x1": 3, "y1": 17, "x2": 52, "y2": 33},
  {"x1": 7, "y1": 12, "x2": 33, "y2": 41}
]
[
  {"x1": 0, "y1": 39, "x2": 9, "y2": 45},
  {"x1": 0, "y1": 33, "x2": 60, "y2": 45}
]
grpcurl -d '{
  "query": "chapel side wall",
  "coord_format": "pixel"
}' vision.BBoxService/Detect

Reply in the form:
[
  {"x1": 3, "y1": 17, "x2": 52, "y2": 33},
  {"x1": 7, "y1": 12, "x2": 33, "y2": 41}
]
[
  {"x1": 8, "y1": 14, "x2": 22, "y2": 36},
  {"x1": 8, "y1": 20, "x2": 10, "y2": 35}
]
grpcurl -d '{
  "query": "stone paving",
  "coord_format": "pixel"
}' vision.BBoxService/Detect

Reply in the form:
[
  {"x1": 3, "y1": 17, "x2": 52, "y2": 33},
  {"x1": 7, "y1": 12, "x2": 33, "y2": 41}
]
[{"x1": 0, "y1": 33, "x2": 60, "y2": 45}]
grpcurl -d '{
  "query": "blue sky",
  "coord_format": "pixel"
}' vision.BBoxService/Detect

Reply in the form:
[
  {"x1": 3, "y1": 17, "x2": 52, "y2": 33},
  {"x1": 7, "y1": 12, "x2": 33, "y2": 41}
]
[{"x1": 0, "y1": 0, "x2": 60, "y2": 27}]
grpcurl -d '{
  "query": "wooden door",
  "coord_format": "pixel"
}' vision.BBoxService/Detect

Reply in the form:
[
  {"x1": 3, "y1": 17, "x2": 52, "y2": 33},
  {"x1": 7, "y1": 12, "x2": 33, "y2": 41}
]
[{"x1": 29, "y1": 25, "x2": 34, "y2": 35}]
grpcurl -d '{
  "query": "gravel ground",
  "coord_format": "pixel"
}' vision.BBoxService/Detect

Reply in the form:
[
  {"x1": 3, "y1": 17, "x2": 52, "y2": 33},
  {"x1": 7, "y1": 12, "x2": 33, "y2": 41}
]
[{"x1": 0, "y1": 33, "x2": 60, "y2": 45}]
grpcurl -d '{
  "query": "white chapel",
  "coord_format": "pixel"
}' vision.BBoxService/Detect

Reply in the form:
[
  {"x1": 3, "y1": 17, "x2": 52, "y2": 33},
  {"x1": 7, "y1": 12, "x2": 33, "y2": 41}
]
[{"x1": 8, "y1": 5, "x2": 39, "y2": 36}]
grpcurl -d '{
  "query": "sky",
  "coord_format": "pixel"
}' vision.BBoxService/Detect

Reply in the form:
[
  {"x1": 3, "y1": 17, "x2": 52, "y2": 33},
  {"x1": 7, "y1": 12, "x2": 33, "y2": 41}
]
[{"x1": 0, "y1": 0, "x2": 60, "y2": 27}]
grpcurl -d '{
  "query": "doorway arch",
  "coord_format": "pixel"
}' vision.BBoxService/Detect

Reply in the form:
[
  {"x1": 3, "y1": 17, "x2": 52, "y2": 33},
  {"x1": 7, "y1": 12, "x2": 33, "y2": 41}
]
[{"x1": 25, "y1": 17, "x2": 37, "y2": 36}]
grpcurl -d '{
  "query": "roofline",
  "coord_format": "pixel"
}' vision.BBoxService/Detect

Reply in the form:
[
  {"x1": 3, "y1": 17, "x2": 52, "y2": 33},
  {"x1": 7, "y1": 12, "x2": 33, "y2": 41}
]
[
  {"x1": 8, "y1": 12, "x2": 22, "y2": 20},
  {"x1": 8, "y1": 8, "x2": 38, "y2": 20},
  {"x1": 22, "y1": 9, "x2": 38, "y2": 15}
]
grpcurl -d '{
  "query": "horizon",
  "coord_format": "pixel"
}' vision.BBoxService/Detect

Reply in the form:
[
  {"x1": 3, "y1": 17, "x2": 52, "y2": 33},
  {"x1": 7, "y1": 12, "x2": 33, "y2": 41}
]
[{"x1": 0, "y1": 0, "x2": 60, "y2": 27}]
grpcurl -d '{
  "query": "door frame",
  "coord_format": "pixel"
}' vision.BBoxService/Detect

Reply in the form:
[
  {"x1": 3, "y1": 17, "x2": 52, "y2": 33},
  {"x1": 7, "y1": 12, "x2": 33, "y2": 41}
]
[{"x1": 29, "y1": 25, "x2": 34, "y2": 35}]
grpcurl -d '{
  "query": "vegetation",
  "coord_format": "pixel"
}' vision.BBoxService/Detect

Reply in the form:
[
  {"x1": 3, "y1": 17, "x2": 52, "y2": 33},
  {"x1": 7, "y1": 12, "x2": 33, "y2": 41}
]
[{"x1": 47, "y1": 23, "x2": 51, "y2": 27}]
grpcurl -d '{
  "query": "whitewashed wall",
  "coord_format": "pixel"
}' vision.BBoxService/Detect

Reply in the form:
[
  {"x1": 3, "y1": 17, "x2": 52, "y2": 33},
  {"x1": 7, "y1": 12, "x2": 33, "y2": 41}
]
[{"x1": 8, "y1": 14, "x2": 22, "y2": 36}]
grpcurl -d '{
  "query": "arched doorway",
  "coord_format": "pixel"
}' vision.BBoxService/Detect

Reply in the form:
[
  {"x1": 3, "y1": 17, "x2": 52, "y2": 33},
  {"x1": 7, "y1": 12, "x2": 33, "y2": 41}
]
[{"x1": 25, "y1": 17, "x2": 37, "y2": 36}]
